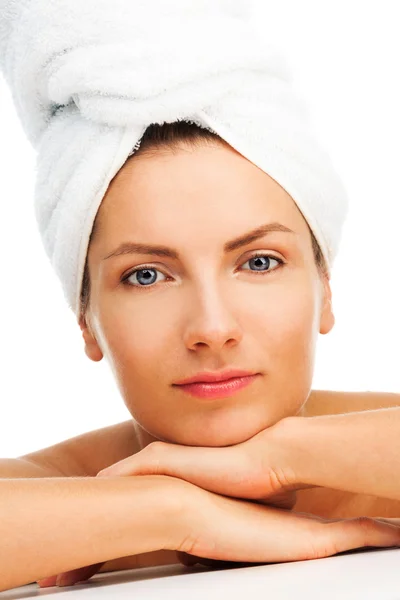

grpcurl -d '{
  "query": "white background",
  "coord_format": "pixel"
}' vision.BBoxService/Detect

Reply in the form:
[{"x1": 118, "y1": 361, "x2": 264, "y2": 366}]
[{"x1": 0, "y1": 0, "x2": 399, "y2": 457}]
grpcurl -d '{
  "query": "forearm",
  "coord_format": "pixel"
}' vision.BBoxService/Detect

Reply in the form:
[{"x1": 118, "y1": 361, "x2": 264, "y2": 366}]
[
  {"x1": 283, "y1": 407, "x2": 400, "y2": 500},
  {"x1": 0, "y1": 475, "x2": 182, "y2": 592}
]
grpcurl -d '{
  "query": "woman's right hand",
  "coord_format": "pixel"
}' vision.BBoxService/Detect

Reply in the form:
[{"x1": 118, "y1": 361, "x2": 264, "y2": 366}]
[
  {"x1": 37, "y1": 481, "x2": 400, "y2": 587},
  {"x1": 174, "y1": 485, "x2": 400, "y2": 566}
]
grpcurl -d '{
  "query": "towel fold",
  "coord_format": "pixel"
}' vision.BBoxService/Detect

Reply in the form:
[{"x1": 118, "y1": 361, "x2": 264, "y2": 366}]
[{"x1": 0, "y1": 0, "x2": 349, "y2": 315}]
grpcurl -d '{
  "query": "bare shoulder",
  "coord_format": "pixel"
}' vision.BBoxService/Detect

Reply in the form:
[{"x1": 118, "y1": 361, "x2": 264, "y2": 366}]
[
  {"x1": 20, "y1": 419, "x2": 140, "y2": 477},
  {"x1": 304, "y1": 389, "x2": 400, "y2": 417}
]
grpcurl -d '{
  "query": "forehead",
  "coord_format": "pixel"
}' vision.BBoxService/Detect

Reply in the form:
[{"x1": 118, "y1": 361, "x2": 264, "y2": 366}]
[{"x1": 95, "y1": 142, "x2": 308, "y2": 240}]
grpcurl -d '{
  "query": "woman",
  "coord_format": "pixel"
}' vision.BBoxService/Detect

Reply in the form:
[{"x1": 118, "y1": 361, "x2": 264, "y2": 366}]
[
  {"x1": 1, "y1": 0, "x2": 399, "y2": 592},
  {"x1": 3, "y1": 120, "x2": 397, "y2": 591}
]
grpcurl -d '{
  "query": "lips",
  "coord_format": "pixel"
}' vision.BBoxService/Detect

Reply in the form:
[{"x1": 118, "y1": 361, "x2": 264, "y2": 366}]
[
  {"x1": 174, "y1": 374, "x2": 259, "y2": 400},
  {"x1": 173, "y1": 369, "x2": 257, "y2": 385}
]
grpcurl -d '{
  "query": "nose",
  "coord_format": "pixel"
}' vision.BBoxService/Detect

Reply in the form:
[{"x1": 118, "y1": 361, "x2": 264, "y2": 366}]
[{"x1": 183, "y1": 284, "x2": 243, "y2": 353}]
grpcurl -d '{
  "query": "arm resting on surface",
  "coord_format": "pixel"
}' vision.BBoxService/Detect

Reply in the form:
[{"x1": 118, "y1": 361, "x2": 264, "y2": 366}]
[
  {"x1": 0, "y1": 475, "x2": 182, "y2": 592},
  {"x1": 283, "y1": 405, "x2": 400, "y2": 500}
]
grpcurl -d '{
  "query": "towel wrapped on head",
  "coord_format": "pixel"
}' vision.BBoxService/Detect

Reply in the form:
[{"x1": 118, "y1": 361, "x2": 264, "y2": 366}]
[{"x1": 0, "y1": 0, "x2": 348, "y2": 316}]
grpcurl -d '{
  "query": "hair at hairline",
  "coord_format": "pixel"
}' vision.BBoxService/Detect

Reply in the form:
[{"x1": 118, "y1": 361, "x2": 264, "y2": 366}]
[{"x1": 80, "y1": 121, "x2": 327, "y2": 318}]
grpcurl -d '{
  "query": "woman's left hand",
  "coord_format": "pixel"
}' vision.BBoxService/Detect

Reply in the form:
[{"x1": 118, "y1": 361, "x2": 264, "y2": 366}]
[{"x1": 97, "y1": 419, "x2": 311, "y2": 505}]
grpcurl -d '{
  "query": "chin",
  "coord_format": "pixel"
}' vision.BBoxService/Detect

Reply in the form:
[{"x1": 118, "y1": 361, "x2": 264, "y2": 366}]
[
  {"x1": 209, "y1": 428, "x2": 267, "y2": 447},
  {"x1": 175, "y1": 418, "x2": 271, "y2": 447}
]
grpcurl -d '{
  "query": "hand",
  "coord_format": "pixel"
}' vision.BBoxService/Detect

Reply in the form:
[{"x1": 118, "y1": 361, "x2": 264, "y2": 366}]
[
  {"x1": 97, "y1": 420, "x2": 307, "y2": 502},
  {"x1": 37, "y1": 484, "x2": 400, "y2": 586},
  {"x1": 36, "y1": 552, "x2": 234, "y2": 587},
  {"x1": 37, "y1": 562, "x2": 106, "y2": 588},
  {"x1": 175, "y1": 485, "x2": 400, "y2": 565},
  {"x1": 36, "y1": 553, "x2": 237, "y2": 587}
]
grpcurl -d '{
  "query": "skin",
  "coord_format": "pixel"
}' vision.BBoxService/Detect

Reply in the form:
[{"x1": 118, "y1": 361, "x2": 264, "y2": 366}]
[
  {"x1": 36, "y1": 159, "x2": 400, "y2": 588},
  {"x1": 80, "y1": 139, "x2": 334, "y2": 450}
]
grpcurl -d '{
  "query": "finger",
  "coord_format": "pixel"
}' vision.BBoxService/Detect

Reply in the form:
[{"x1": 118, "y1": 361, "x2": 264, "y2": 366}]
[
  {"x1": 97, "y1": 442, "x2": 213, "y2": 479},
  {"x1": 37, "y1": 575, "x2": 58, "y2": 588},
  {"x1": 194, "y1": 558, "x2": 247, "y2": 568},
  {"x1": 55, "y1": 562, "x2": 104, "y2": 587},
  {"x1": 176, "y1": 551, "x2": 198, "y2": 566},
  {"x1": 324, "y1": 517, "x2": 400, "y2": 557},
  {"x1": 98, "y1": 442, "x2": 247, "y2": 495},
  {"x1": 373, "y1": 517, "x2": 400, "y2": 526},
  {"x1": 97, "y1": 442, "x2": 174, "y2": 477},
  {"x1": 176, "y1": 551, "x2": 243, "y2": 569}
]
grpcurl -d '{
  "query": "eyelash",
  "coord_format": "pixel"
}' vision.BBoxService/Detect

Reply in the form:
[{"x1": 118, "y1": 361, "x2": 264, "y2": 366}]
[{"x1": 121, "y1": 252, "x2": 285, "y2": 290}]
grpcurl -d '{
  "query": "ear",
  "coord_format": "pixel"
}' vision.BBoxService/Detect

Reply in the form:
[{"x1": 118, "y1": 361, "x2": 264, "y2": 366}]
[
  {"x1": 78, "y1": 314, "x2": 103, "y2": 362},
  {"x1": 319, "y1": 275, "x2": 335, "y2": 335}
]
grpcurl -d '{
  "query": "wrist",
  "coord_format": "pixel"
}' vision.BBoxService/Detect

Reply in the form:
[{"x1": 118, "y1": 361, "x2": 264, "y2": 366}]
[
  {"x1": 148, "y1": 475, "x2": 195, "y2": 551},
  {"x1": 113, "y1": 474, "x2": 193, "y2": 554},
  {"x1": 271, "y1": 415, "x2": 314, "y2": 489}
]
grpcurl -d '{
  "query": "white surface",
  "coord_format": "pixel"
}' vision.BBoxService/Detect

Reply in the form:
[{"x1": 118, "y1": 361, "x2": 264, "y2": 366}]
[{"x1": 3, "y1": 548, "x2": 400, "y2": 600}]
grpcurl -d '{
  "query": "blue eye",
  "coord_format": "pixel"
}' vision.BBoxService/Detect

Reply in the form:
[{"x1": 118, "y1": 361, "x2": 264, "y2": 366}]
[
  {"x1": 122, "y1": 253, "x2": 283, "y2": 289},
  {"x1": 123, "y1": 267, "x2": 167, "y2": 287},
  {"x1": 242, "y1": 253, "x2": 282, "y2": 273}
]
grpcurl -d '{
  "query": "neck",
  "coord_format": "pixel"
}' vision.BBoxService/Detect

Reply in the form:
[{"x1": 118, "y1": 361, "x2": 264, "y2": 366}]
[{"x1": 133, "y1": 421, "x2": 161, "y2": 451}]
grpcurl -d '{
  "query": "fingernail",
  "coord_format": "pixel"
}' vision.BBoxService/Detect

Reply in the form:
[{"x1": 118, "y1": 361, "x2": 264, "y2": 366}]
[
  {"x1": 37, "y1": 579, "x2": 55, "y2": 588},
  {"x1": 56, "y1": 574, "x2": 71, "y2": 587},
  {"x1": 96, "y1": 470, "x2": 109, "y2": 477}
]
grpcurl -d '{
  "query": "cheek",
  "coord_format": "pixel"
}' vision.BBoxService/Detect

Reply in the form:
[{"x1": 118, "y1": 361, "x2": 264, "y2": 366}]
[
  {"x1": 97, "y1": 299, "x2": 174, "y2": 381},
  {"x1": 256, "y1": 284, "x2": 319, "y2": 419},
  {"x1": 262, "y1": 285, "x2": 319, "y2": 368}
]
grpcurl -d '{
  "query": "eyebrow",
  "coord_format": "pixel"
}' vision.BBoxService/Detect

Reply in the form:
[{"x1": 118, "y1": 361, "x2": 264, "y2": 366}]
[{"x1": 102, "y1": 222, "x2": 295, "y2": 261}]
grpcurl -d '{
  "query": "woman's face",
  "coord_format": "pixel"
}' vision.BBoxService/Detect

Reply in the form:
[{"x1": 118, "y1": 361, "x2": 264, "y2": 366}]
[{"x1": 81, "y1": 141, "x2": 334, "y2": 447}]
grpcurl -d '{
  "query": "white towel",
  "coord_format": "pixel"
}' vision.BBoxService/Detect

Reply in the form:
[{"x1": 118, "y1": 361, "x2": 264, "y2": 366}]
[{"x1": 0, "y1": 0, "x2": 349, "y2": 316}]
